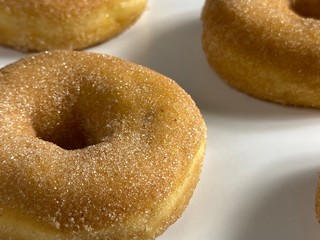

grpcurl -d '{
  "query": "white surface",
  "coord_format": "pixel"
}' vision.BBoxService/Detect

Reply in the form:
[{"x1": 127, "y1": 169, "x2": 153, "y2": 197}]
[{"x1": 1, "y1": 0, "x2": 320, "y2": 239}]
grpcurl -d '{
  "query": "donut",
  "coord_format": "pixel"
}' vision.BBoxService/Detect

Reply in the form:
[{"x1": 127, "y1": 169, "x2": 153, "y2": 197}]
[
  {"x1": 202, "y1": 0, "x2": 320, "y2": 107},
  {"x1": 0, "y1": 0, "x2": 147, "y2": 52},
  {"x1": 0, "y1": 51, "x2": 206, "y2": 239}
]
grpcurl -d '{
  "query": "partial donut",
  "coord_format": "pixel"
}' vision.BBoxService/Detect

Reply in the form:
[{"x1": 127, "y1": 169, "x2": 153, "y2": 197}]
[
  {"x1": 202, "y1": 0, "x2": 320, "y2": 107},
  {"x1": 202, "y1": 0, "x2": 320, "y2": 222},
  {"x1": 0, "y1": 0, "x2": 147, "y2": 52},
  {"x1": 0, "y1": 51, "x2": 206, "y2": 240}
]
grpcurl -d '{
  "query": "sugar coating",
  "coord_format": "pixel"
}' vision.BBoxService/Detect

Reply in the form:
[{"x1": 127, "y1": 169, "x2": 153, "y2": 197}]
[
  {"x1": 0, "y1": 0, "x2": 148, "y2": 51},
  {"x1": 0, "y1": 51, "x2": 206, "y2": 239},
  {"x1": 203, "y1": 0, "x2": 320, "y2": 62},
  {"x1": 202, "y1": 0, "x2": 320, "y2": 107},
  {"x1": 0, "y1": 0, "x2": 135, "y2": 19}
]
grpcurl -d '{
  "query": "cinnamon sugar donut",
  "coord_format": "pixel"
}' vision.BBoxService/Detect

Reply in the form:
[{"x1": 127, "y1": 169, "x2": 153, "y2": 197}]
[
  {"x1": 0, "y1": 0, "x2": 147, "y2": 52},
  {"x1": 0, "y1": 51, "x2": 206, "y2": 240},
  {"x1": 202, "y1": 0, "x2": 320, "y2": 107}
]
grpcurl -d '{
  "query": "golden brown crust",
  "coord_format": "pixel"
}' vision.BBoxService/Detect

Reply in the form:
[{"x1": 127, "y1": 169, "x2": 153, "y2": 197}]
[
  {"x1": 0, "y1": 0, "x2": 147, "y2": 52},
  {"x1": 202, "y1": 0, "x2": 320, "y2": 107},
  {"x1": 0, "y1": 51, "x2": 206, "y2": 240}
]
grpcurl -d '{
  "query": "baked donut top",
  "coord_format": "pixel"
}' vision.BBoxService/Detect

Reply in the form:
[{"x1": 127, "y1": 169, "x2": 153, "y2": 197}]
[
  {"x1": 204, "y1": 0, "x2": 320, "y2": 49},
  {"x1": 0, "y1": 0, "x2": 131, "y2": 20},
  {"x1": 0, "y1": 51, "x2": 206, "y2": 232},
  {"x1": 203, "y1": 0, "x2": 320, "y2": 79}
]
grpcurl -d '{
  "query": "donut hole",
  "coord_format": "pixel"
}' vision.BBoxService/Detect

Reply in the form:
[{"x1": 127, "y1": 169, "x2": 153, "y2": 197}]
[
  {"x1": 290, "y1": 0, "x2": 320, "y2": 19},
  {"x1": 31, "y1": 86, "x2": 118, "y2": 151},
  {"x1": 33, "y1": 112, "x2": 90, "y2": 150}
]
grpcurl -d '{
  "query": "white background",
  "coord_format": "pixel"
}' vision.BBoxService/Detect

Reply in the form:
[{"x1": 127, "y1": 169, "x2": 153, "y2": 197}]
[{"x1": 1, "y1": 0, "x2": 320, "y2": 239}]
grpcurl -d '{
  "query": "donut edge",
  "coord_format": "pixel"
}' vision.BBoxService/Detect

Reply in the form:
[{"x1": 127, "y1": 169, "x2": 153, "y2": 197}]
[{"x1": 0, "y1": 0, "x2": 148, "y2": 52}]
